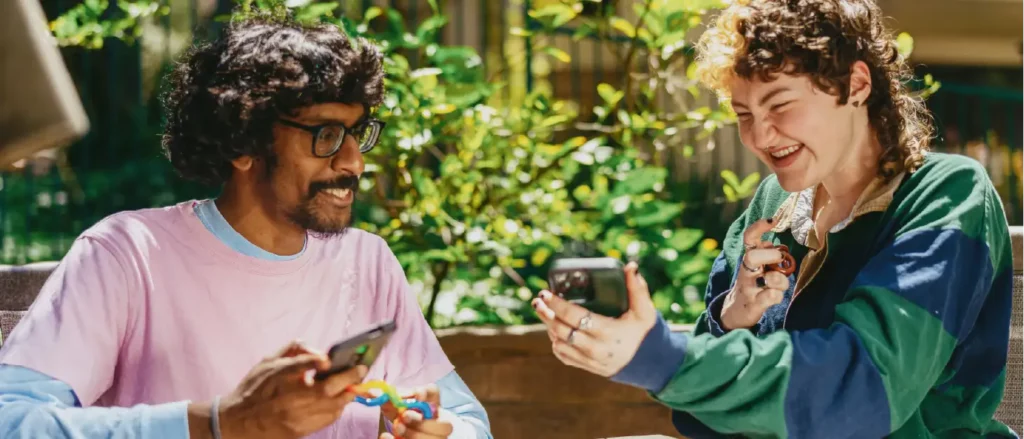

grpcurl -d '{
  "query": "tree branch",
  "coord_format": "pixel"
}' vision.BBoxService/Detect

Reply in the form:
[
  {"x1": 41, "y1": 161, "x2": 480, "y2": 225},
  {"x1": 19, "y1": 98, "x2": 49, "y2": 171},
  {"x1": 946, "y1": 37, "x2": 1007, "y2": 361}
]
[
  {"x1": 619, "y1": 0, "x2": 654, "y2": 114},
  {"x1": 424, "y1": 261, "x2": 451, "y2": 327}
]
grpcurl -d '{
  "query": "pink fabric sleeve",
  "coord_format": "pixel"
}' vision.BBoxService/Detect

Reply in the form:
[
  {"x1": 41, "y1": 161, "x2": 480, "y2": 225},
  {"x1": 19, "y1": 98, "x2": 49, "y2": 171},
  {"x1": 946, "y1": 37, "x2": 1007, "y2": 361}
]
[
  {"x1": 0, "y1": 236, "x2": 137, "y2": 405},
  {"x1": 377, "y1": 242, "x2": 455, "y2": 389}
]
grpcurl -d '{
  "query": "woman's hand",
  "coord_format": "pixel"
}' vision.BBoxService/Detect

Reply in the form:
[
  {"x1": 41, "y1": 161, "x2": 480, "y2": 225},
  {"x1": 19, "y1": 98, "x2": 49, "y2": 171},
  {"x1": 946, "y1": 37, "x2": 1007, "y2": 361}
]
[
  {"x1": 532, "y1": 261, "x2": 657, "y2": 377},
  {"x1": 720, "y1": 218, "x2": 791, "y2": 331}
]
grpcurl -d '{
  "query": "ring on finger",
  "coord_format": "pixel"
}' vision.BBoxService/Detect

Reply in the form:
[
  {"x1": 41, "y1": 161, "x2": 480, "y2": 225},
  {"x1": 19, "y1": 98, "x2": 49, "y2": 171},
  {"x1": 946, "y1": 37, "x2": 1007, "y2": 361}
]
[
  {"x1": 741, "y1": 258, "x2": 761, "y2": 273},
  {"x1": 577, "y1": 312, "x2": 593, "y2": 331},
  {"x1": 743, "y1": 242, "x2": 758, "y2": 251}
]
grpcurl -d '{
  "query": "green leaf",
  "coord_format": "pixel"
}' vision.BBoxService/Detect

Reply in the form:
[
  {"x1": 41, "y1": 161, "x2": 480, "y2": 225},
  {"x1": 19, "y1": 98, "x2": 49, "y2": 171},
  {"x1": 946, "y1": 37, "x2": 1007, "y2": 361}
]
[
  {"x1": 543, "y1": 46, "x2": 571, "y2": 63},
  {"x1": 529, "y1": 3, "x2": 579, "y2": 28},
  {"x1": 509, "y1": 27, "x2": 533, "y2": 37},
  {"x1": 609, "y1": 17, "x2": 636, "y2": 37},
  {"x1": 738, "y1": 172, "x2": 761, "y2": 193},
  {"x1": 596, "y1": 83, "x2": 623, "y2": 105},
  {"x1": 422, "y1": 249, "x2": 457, "y2": 262},
  {"x1": 633, "y1": 201, "x2": 684, "y2": 227},
  {"x1": 363, "y1": 6, "x2": 382, "y2": 23},
  {"x1": 416, "y1": 15, "x2": 448, "y2": 41},
  {"x1": 669, "y1": 256, "x2": 712, "y2": 281},
  {"x1": 528, "y1": 275, "x2": 549, "y2": 291},
  {"x1": 385, "y1": 8, "x2": 406, "y2": 34},
  {"x1": 295, "y1": 2, "x2": 338, "y2": 23},
  {"x1": 667, "y1": 229, "x2": 703, "y2": 252},
  {"x1": 896, "y1": 32, "x2": 914, "y2": 58},
  {"x1": 723, "y1": 184, "x2": 738, "y2": 202},
  {"x1": 614, "y1": 167, "x2": 667, "y2": 196},
  {"x1": 720, "y1": 169, "x2": 740, "y2": 188},
  {"x1": 686, "y1": 60, "x2": 699, "y2": 80},
  {"x1": 571, "y1": 22, "x2": 596, "y2": 41}
]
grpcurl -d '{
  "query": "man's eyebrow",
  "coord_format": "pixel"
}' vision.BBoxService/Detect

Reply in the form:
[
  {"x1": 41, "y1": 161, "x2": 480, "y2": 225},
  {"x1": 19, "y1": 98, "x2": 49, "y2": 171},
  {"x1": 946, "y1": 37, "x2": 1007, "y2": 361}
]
[{"x1": 303, "y1": 115, "x2": 366, "y2": 127}]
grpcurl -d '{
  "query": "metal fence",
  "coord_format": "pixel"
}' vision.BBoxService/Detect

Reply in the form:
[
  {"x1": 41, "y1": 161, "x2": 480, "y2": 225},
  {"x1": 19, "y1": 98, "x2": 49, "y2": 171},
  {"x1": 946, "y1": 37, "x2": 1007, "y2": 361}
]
[{"x1": 1, "y1": 0, "x2": 1020, "y2": 264}]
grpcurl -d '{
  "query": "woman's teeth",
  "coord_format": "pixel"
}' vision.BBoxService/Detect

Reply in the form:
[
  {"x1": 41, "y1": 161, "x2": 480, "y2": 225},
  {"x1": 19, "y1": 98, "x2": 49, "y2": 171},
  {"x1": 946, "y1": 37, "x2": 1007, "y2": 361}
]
[
  {"x1": 771, "y1": 145, "x2": 801, "y2": 158},
  {"x1": 323, "y1": 188, "x2": 351, "y2": 199}
]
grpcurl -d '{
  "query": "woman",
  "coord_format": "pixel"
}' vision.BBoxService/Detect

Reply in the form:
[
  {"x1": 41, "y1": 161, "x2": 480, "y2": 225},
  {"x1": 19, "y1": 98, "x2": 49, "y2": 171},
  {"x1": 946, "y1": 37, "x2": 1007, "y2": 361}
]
[{"x1": 533, "y1": 0, "x2": 1016, "y2": 438}]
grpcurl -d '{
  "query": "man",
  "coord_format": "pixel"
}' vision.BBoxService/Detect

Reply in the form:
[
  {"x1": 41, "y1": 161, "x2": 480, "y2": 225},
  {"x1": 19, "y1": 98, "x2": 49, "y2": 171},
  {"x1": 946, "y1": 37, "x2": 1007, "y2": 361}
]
[{"x1": 0, "y1": 17, "x2": 492, "y2": 439}]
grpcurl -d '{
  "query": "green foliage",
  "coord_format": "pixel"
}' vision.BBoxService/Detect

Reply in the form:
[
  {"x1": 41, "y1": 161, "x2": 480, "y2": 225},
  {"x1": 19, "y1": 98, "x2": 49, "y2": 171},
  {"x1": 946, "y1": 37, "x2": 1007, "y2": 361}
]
[
  {"x1": 50, "y1": 0, "x2": 169, "y2": 48},
  {"x1": 41, "y1": 0, "x2": 943, "y2": 328},
  {"x1": 41, "y1": 0, "x2": 733, "y2": 327}
]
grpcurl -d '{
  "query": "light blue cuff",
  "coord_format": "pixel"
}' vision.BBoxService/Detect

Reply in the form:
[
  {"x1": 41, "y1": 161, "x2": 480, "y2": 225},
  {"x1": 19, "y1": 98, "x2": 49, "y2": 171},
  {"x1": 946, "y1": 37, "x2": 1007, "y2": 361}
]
[{"x1": 148, "y1": 400, "x2": 190, "y2": 438}]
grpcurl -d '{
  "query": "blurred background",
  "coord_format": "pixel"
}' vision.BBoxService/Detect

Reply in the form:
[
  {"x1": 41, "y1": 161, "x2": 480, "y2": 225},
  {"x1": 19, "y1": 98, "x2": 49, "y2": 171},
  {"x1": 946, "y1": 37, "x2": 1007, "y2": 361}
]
[{"x1": 6, "y1": 0, "x2": 1023, "y2": 328}]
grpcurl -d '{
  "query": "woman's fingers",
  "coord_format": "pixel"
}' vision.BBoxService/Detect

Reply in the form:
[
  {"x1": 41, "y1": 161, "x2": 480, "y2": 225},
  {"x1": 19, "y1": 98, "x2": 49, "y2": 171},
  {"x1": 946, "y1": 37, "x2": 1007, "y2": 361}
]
[
  {"x1": 762, "y1": 270, "x2": 790, "y2": 291},
  {"x1": 741, "y1": 219, "x2": 776, "y2": 249},
  {"x1": 742, "y1": 247, "x2": 785, "y2": 271},
  {"x1": 756, "y1": 288, "x2": 784, "y2": 308}
]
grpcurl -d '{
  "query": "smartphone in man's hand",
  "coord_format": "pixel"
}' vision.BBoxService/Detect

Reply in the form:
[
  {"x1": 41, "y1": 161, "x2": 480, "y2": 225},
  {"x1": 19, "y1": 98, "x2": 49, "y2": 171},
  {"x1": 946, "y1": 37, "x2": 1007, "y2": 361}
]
[{"x1": 314, "y1": 320, "x2": 396, "y2": 381}]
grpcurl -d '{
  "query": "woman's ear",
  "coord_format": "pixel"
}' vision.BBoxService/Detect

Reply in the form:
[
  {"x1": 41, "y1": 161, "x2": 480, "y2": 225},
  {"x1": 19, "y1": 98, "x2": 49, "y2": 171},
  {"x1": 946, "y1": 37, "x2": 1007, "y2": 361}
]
[
  {"x1": 848, "y1": 60, "x2": 872, "y2": 107},
  {"x1": 231, "y1": 155, "x2": 254, "y2": 172}
]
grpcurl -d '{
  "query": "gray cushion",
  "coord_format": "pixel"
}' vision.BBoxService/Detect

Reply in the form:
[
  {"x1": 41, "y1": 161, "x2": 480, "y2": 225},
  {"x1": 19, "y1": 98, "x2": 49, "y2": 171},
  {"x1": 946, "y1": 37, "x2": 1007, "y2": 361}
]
[
  {"x1": 0, "y1": 261, "x2": 57, "y2": 346},
  {"x1": 996, "y1": 246, "x2": 1023, "y2": 433},
  {"x1": 0, "y1": 261, "x2": 58, "y2": 312}
]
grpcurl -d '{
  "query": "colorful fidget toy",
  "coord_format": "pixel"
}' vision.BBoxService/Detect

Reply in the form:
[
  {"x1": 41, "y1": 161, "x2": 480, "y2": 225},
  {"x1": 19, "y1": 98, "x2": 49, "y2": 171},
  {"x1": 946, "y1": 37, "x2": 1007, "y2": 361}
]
[
  {"x1": 765, "y1": 244, "x2": 796, "y2": 276},
  {"x1": 347, "y1": 380, "x2": 435, "y2": 420}
]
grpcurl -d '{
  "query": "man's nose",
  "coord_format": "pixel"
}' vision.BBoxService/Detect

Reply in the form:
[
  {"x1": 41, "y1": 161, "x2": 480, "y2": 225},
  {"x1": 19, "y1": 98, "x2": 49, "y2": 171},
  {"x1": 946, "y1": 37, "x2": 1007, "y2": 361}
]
[{"x1": 331, "y1": 134, "x2": 365, "y2": 176}]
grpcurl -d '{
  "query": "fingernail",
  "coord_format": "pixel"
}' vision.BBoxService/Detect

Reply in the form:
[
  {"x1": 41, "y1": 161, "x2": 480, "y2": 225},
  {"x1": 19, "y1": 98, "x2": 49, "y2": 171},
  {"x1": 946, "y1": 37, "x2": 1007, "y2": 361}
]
[
  {"x1": 394, "y1": 422, "x2": 405, "y2": 435},
  {"x1": 756, "y1": 277, "x2": 766, "y2": 288}
]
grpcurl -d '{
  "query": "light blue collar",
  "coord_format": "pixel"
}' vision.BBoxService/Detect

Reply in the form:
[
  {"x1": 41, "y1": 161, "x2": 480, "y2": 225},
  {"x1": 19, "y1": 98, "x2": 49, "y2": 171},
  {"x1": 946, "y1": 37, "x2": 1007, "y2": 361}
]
[{"x1": 194, "y1": 199, "x2": 305, "y2": 261}]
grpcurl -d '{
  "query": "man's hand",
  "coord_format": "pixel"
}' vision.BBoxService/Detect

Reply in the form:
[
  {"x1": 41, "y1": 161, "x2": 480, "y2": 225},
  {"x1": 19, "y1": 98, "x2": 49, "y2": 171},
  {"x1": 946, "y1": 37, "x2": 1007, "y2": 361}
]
[
  {"x1": 379, "y1": 384, "x2": 454, "y2": 439},
  {"x1": 188, "y1": 340, "x2": 367, "y2": 439},
  {"x1": 720, "y1": 219, "x2": 791, "y2": 331}
]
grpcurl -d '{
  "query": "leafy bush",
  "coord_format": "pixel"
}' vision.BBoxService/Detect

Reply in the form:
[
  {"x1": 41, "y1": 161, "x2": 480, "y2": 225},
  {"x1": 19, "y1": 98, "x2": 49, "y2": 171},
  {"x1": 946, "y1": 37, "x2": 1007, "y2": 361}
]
[
  {"x1": 323, "y1": 0, "x2": 732, "y2": 326},
  {"x1": 44, "y1": 0, "x2": 936, "y2": 328}
]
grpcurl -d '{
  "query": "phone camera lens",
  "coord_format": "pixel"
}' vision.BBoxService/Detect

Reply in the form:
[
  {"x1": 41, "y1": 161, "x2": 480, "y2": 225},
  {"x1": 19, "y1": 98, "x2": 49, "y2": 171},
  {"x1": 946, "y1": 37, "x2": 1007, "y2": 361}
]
[{"x1": 571, "y1": 271, "x2": 589, "y2": 288}]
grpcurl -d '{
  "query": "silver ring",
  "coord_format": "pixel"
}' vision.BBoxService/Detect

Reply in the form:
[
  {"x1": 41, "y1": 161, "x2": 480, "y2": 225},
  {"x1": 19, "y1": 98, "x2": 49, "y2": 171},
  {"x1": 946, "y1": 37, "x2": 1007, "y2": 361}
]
[
  {"x1": 741, "y1": 257, "x2": 761, "y2": 273},
  {"x1": 578, "y1": 313, "x2": 593, "y2": 331},
  {"x1": 566, "y1": 328, "x2": 577, "y2": 345},
  {"x1": 743, "y1": 242, "x2": 758, "y2": 250}
]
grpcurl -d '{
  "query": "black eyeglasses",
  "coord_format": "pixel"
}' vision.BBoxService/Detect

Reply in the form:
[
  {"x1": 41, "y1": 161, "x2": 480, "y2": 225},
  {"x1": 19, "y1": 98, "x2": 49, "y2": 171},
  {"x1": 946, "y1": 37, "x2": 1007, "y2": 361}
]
[{"x1": 277, "y1": 118, "x2": 386, "y2": 157}]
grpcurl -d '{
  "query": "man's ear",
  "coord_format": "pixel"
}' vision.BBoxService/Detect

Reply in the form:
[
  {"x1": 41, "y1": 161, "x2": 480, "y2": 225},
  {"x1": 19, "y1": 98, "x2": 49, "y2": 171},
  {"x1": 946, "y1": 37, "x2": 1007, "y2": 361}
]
[{"x1": 848, "y1": 60, "x2": 872, "y2": 106}]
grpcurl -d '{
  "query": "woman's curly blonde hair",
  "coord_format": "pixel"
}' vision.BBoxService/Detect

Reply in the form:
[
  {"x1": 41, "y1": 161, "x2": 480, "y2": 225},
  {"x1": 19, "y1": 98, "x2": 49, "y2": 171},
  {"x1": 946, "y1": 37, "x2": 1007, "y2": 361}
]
[{"x1": 695, "y1": 0, "x2": 933, "y2": 179}]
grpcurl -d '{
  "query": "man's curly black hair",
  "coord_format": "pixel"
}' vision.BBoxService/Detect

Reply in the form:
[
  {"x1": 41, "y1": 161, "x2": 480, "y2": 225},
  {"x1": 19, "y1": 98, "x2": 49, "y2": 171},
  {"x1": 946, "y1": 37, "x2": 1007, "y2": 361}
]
[{"x1": 161, "y1": 19, "x2": 385, "y2": 186}]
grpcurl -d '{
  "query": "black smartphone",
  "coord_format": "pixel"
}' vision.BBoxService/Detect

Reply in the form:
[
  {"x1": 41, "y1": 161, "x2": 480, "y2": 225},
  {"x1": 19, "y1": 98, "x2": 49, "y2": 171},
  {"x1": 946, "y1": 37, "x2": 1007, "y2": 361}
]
[
  {"x1": 314, "y1": 320, "x2": 396, "y2": 381},
  {"x1": 547, "y1": 257, "x2": 629, "y2": 318}
]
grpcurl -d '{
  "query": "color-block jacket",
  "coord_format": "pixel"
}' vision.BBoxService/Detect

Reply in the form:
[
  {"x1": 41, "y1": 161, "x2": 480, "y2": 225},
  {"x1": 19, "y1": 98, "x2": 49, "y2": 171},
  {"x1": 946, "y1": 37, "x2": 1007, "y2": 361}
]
[{"x1": 613, "y1": 153, "x2": 1017, "y2": 438}]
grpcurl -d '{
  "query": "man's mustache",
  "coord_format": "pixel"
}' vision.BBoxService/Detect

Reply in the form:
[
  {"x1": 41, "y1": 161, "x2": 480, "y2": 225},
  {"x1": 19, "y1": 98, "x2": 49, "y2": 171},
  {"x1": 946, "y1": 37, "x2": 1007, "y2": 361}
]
[{"x1": 310, "y1": 175, "x2": 360, "y2": 193}]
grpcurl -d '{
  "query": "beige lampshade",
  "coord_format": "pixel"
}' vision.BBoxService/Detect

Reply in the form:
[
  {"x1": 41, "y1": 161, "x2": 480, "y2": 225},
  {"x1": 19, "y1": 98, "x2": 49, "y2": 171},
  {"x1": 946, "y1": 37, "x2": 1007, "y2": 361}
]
[{"x1": 0, "y1": 0, "x2": 90, "y2": 170}]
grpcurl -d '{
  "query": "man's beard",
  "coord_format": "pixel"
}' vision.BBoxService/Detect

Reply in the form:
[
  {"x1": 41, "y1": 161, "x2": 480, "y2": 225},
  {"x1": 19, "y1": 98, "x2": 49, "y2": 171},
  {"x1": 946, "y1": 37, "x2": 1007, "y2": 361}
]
[{"x1": 285, "y1": 174, "x2": 360, "y2": 239}]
